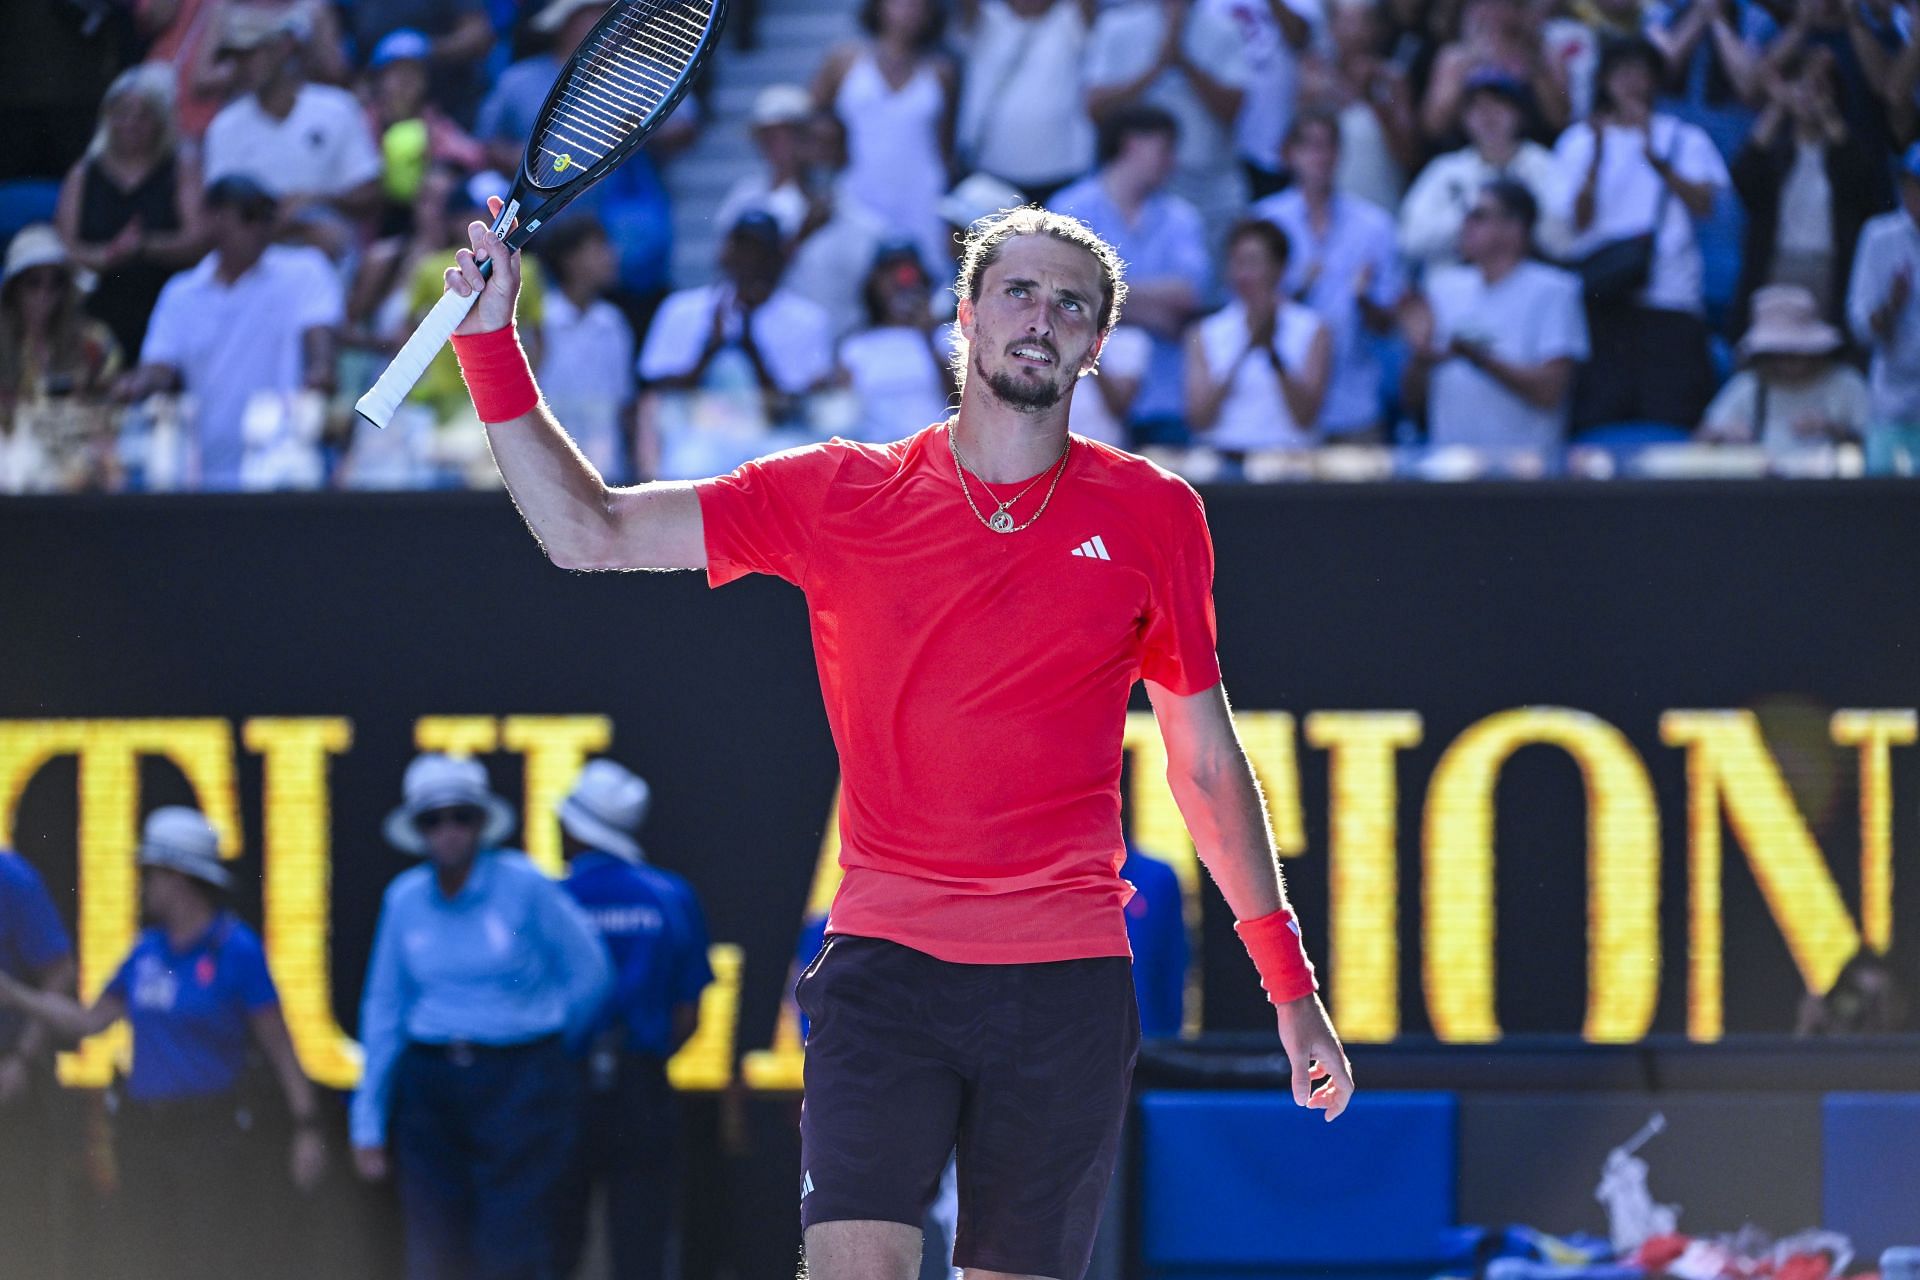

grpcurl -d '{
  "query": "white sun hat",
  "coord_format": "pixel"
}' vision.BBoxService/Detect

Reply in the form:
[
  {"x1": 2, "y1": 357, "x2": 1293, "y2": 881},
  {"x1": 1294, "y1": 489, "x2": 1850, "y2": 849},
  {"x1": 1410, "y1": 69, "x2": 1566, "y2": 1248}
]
[
  {"x1": 555, "y1": 758, "x2": 651, "y2": 861},
  {"x1": 137, "y1": 806, "x2": 232, "y2": 890},
  {"x1": 383, "y1": 754, "x2": 516, "y2": 855}
]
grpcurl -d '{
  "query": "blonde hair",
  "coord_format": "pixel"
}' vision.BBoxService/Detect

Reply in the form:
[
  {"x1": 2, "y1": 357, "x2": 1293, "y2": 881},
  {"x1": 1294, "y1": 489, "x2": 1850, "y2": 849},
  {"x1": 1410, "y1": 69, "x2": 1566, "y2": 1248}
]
[
  {"x1": 88, "y1": 64, "x2": 179, "y2": 161},
  {"x1": 949, "y1": 206, "x2": 1128, "y2": 394}
]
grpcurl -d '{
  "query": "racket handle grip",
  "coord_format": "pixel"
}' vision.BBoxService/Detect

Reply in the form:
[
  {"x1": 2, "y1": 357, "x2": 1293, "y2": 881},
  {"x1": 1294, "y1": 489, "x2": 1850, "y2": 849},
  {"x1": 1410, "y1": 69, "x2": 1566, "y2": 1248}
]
[{"x1": 355, "y1": 286, "x2": 482, "y2": 429}]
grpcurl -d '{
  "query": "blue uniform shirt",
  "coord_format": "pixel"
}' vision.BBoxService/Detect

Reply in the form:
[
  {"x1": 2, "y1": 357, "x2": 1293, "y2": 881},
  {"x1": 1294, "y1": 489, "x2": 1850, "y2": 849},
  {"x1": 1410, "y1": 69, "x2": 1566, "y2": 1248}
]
[
  {"x1": 1121, "y1": 845, "x2": 1188, "y2": 1039},
  {"x1": 103, "y1": 913, "x2": 277, "y2": 1102},
  {"x1": 564, "y1": 851, "x2": 714, "y2": 1056},
  {"x1": 0, "y1": 850, "x2": 72, "y2": 1054},
  {"x1": 351, "y1": 850, "x2": 612, "y2": 1147}
]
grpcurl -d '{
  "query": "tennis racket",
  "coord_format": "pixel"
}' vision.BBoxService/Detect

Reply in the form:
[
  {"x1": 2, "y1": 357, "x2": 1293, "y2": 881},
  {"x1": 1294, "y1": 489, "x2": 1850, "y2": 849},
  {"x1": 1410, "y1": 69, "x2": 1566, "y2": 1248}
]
[{"x1": 355, "y1": 0, "x2": 727, "y2": 428}]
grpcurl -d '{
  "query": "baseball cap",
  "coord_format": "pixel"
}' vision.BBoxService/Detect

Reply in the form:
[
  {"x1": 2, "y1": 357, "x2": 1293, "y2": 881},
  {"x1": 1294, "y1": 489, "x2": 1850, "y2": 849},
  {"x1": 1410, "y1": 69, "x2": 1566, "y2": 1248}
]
[
  {"x1": 939, "y1": 173, "x2": 1023, "y2": 230},
  {"x1": 728, "y1": 209, "x2": 784, "y2": 247},
  {"x1": 751, "y1": 84, "x2": 813, "y2": 128},
  {"x1": 533, "y1": 0, "x2": 610, "y2": 33},
  {"x1": 205, "y1": 172, "x2": 279, "y2": 216},
  {"x1": 370, "y1": 28, "x2": 431, "y2": 68},
  {"x1": 219, "y1": 5, "x2": 303, "y2": 51},
  {"x1": 1463, "y1": 68, "x2": 1532, "y2": 112}
]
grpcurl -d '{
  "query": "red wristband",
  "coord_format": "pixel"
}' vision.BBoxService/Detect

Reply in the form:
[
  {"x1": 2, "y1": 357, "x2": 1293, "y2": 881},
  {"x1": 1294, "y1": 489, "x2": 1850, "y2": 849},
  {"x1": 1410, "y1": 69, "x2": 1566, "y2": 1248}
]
[
  {"x1": 1235, "y1": 907, "x2": 1318, "y2": 1005},
  {"x1": 450, "y1": 324, "x2": 541, "y2": 423}
]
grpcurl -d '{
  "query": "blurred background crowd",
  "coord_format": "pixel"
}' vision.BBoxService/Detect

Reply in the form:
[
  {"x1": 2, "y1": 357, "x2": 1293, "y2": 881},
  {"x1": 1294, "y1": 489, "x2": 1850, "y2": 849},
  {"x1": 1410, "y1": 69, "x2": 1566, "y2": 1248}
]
[{"x1": 9, "y1": 0, "x2": 1920, "y2": 489}]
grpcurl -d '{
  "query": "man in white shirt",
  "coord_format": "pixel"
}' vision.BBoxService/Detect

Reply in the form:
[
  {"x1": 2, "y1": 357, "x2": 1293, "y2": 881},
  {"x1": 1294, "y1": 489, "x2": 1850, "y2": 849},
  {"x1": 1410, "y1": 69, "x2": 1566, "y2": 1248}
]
[
  {"x1": 1253, "y1": 111, "x2": 1404, "y2": 440},
  {"x1": 954, "y1": 0, "x2": 1097, "y2": 202},
  {"x1": 117, "y1": 176, "x2": 343, "y2": 491},
  {"x1": 1083, "y1": 0, "x2": 1251, "y2": 239},
  {"x1": 1402, "y1": 180, "x2": 1587, "y2": 455},
  {"x1": 636, "y1": 213, "x2": 833, "y2": 476},
  {"x1": 1848, "y1": 145, "x2": 1920, "y2": 473},
  {"x1": 1398, "y1": 71, "x2": 1571, "y2": 274},
  {"x1": 202, "y1": 9, "x2": 382, "y2": 221},
  {"x1": 1218, "y1": 0, "x2": 1322, "y2": 198}
]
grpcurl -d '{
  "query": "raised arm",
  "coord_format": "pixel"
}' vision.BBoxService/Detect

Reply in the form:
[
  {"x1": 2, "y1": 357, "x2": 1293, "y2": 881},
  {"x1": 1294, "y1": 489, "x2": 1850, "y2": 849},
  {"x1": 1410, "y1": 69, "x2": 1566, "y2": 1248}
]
[
  {"x1": 446, "y1": 213, "x2": 709, "y2": 572},
  {"x1": 1144, "y1": 678, "x2": 1353, "y2": 1119}
]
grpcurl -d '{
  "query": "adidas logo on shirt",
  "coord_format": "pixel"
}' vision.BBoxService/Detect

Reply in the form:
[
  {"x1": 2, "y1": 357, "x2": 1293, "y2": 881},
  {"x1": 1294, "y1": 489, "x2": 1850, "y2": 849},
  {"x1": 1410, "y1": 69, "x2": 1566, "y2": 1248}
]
[{"x1": 1070, "y1": 535, "x2": 1112, "y2": 561}]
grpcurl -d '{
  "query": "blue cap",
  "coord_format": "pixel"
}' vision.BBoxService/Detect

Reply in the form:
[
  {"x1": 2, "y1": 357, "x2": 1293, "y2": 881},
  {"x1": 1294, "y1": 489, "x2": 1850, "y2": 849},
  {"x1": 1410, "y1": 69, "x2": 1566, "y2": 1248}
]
[
  {"x1": 1902, "y1": 142, "x2": 1920, "y2": 185},
  {"x1": 370, "y1": 29, "x2": 431, "y2": 69}
]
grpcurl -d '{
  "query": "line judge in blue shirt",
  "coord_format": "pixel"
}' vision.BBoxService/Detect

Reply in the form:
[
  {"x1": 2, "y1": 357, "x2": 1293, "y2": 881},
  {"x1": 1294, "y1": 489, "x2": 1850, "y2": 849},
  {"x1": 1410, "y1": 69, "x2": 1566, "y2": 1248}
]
[
  {"x1": 351, "y1": 754, "x2": 611, "y2": 1280},
  {"x1": 0, "y1": 807, "x2": 325, "y2": 1280},
  {"x1": 553, "y1": 758, "x2": 714, "y2": 1280}
]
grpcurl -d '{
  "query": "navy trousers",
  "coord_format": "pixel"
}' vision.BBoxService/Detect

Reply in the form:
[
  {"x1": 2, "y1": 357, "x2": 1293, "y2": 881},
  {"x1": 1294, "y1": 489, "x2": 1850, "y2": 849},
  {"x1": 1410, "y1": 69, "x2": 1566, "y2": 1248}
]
[
  {"x1": 391, "y1": 1037, "x2": 581, "y2": 1280},
  {"x1": 556, "y1": 1053, "x2": 677, "y2": 1280}
]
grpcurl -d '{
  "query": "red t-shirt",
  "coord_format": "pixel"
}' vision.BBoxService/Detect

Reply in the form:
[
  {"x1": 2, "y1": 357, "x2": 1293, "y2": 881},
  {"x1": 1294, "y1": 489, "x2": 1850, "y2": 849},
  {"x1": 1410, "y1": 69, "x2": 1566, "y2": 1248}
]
[{"x1": 695, "y1": 424, "x2": 1220, "y2": 963}]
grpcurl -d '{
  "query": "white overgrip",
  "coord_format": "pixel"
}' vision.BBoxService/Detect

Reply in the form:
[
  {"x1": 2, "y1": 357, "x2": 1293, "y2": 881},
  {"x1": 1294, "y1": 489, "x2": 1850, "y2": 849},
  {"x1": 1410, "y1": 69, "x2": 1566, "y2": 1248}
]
[{"x1": 354, "y1": 287, "x2": 481, "y2": 429}]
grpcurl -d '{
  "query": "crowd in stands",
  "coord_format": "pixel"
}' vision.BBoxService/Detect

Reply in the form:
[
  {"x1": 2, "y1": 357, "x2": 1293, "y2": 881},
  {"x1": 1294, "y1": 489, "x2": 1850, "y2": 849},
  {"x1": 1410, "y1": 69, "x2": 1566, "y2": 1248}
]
[{"x1": 7, "y1": 0, "x2": 1920, "y2": 490}]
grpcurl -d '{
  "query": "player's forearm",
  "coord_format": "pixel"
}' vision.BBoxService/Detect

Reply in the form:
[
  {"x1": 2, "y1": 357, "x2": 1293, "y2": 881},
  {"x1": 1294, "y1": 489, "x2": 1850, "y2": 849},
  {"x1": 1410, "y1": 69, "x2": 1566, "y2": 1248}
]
[
  {"x1": 485, "y1": 406, "x2": 627, "y2": 568},
  {"x1": 1166, "y1": 745, "x2": 1290, "y2": 921}
]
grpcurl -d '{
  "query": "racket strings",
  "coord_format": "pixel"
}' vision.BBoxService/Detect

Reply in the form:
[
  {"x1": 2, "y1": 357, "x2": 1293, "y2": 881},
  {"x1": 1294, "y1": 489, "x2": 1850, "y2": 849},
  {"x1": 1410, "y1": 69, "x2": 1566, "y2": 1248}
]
[{"x1": 529, "y1": 0, "x2": 715, "y2": 187}]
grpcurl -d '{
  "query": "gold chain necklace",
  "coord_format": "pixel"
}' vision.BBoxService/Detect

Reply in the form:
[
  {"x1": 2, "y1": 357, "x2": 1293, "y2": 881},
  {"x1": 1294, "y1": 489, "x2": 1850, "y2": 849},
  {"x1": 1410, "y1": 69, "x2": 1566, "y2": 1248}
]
[{"x1": 948, "y1": 427, "x2": 1072, "y2": 534}]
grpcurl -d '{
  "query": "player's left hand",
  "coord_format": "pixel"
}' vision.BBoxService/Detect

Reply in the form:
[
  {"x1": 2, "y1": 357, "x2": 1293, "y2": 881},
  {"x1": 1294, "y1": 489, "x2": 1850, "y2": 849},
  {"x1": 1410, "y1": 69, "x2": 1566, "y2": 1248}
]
[{"x1": 1275, "y1": 993, "x2": 1354, "y2": 1122}]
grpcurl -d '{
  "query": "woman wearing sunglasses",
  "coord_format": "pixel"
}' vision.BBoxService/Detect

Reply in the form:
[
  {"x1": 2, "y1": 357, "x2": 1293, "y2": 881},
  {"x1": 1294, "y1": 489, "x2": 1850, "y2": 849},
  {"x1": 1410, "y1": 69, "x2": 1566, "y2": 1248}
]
[{"x1": 351, "y1": 753, "x2": 610, "y2": 1280}]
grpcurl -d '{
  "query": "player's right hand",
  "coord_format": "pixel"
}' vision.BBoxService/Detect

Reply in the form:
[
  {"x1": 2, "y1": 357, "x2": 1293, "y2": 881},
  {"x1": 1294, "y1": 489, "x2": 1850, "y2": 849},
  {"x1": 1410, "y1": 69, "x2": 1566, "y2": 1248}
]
[
  {"x1": 447, "y1": 195, "x2": 521, "y2": 336},
  {"x1": 354, "y1": 1144, "x2": 390, "y2": 1181}
]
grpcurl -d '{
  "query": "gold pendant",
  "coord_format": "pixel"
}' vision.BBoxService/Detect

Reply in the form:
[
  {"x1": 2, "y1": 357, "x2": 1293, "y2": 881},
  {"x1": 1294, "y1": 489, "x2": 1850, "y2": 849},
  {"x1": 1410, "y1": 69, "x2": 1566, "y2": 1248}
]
[{"x1": 988, "y1": 509, "x2": 1016, "y2": 534}]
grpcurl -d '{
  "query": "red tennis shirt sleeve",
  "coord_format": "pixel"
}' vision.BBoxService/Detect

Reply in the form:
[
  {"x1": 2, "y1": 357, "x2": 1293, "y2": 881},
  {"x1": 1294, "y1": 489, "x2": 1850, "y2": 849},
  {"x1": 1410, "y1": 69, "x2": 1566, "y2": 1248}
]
[
  {"x1": 1138, "y1": 483, "x2": 1221, "y2": 695},
  {"x1": 692, "y1": 442, "x2": 847, "y2": 588}
]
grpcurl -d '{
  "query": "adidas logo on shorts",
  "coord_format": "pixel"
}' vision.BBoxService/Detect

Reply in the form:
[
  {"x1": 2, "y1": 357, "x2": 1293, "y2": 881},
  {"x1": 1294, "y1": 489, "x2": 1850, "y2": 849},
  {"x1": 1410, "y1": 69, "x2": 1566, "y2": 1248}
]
[{"x1": 800, "y1": 1170, "x2": 815, "y2": 1202}]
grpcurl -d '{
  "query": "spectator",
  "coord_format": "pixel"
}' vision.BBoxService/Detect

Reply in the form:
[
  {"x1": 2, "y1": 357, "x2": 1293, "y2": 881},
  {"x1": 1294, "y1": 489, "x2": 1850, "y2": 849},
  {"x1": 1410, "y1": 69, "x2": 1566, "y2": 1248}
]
[
  {"x1": 1052, "y1": 105, "x2": 1211, "y2": 443},
  {"x1": 0, "y1": 808, "x2": 325, "y2": 1280},
  {"x1": 537, "y1": 217, "x2": 637, "y2": 483},
  {"x1": 342, "y1": 0, "x2": 495, "y2": 126},
  {"x1": 144, "y1": 0, "x2": 353, "y2": 139},
  {"x1": 1398, "y1": 70, "x2": 1572, "y2": 273},
  {"x1": 783, "y1": 115, "x2": 899, "y2": 340},
  {"x1": 1221, "y1": 0, "x2": 1322, "y2": 199},
  {"x1": 57, "y1": 64, "x2": 206, "y2": 361},
  {"x1": 476, "y1": 0, "x2": 612, "y2": 170},
  {"x1": 714, "y1": 85, "x2": 817, "y2": 242},
  {"x1": 1730, "y1": 48, "x2": 1881, "y2": 329},
  {"x1": 1183, "y1": 218, "x2": 1332, "y2": 453},
  {"x1": 1541, "y1": 0, "x2": 1648, "y2": 121},
  {"x1": 1067, "y1": 322, "x2": 1152, "y2": 446},
  {"x1": 1254, "y1": 110, "x2": 1405, "y2": 441},
  {"x1": 1700, "y1": 283, "x2": 1866, "y2": 448},
  {"x1": 952, "y1": 0, "x2": 1097, "y2": 203},
  {"x1": 202, "y1": 7, "x2": 384, "y2": 223},
  {"x1": 1754, "y1": 0, "x2": 1895, "y2": 214},
  {"x1": 1120, "y1": 841, "x2": 1188, "y2": 1038},
  {"x1": 0, "y1": 226, "x2": 124, "y2": 493},
  {"x1": 1556, "y1": 37, "x2": 1727, "y2": 432},
  {"x1": 554, "y1": 760, "x2": 713, "y2": 1280},
  {"x1": 1301, "y1": 0, "x2": 1419, "y2": 213},
  {"x1": 0, "y1": 845, "x2": 75, "y2": 1280},
  {"x1": 836, "y1": 242, "x2": 959, "y2": 442},
  {"x1": 813, "y1": 0, "x2": 959, "y2": 276},
  {"x1": 1421, "y1": 0, "x2": 1572, "y2": 143},
  {"x1": 351, "y1": 755, "x2": 610, "y2": 1280},
  {"x1": 364, "y1": 30, "x2": 486, "y2": 229},
  {"x1": 1084, "y1": 0, "x2": 1252, "y2": 238},
  {"x1": 1642, "y1": 0, "x2": 1769, "y2": 124},
  {"x1": 118, "y1": 175, "x2": 342, "y2": 491},
  {"x1": 1401, "y1": 179, "x2": 1588, "y2": 452},
  {"x1": 1848, "y1": 144, "x2": 1920, "y2": 472},
  {"x1": 636, "y1": 212, "x2": 833, "y2": 476}
]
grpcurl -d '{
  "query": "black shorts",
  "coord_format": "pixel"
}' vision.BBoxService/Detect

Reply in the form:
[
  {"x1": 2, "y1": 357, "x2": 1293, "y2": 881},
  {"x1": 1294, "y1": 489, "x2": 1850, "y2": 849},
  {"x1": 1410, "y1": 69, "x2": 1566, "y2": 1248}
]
[{"x1": 795, "y1": 935, "x2": 1140, "y2": 1280}]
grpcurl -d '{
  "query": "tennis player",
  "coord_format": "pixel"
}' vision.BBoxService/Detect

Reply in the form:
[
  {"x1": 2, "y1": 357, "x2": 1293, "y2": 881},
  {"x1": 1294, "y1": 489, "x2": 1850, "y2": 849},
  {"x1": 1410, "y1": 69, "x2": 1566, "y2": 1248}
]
[{"x1": 442, "y1": 201, "x2": 1353, "y2": 1280}]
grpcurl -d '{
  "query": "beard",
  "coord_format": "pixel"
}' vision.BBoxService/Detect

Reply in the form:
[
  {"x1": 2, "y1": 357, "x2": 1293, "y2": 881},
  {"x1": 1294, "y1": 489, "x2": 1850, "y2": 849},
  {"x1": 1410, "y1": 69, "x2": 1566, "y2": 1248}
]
[{"x1": 975, "y1": 348, "x2": 1066, "y2": 412}]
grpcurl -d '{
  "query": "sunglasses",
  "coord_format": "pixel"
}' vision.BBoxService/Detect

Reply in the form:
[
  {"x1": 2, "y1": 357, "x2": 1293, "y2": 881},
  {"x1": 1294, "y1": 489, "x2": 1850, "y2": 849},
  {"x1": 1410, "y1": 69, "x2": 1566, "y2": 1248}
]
[{"x1": 414, "y1": 806, "x2": 485, "y2": 833}]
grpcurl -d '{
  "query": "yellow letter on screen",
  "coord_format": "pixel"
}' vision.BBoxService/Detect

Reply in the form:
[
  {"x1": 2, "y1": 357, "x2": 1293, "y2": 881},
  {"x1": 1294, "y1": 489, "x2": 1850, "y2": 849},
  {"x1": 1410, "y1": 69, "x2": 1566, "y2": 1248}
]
[
  {"x1": 244, "y1": 718, "x2": 362, "y2": 1089},
  {"x1": 1305, "y1": 712, "x2": 1423, "y2": 1043},
  {"x1": 0, "y1": 721, "x2": 240, "y2": 1084},
  {"x1": 1424, "y1": 709, "x2": 1659, "y2": 1044},
  {"x1": 413, "y1": 716, "x2": 501, "y2": 757},
  {"x1": 742, "y1": 783, "x2": 842, "y2": 1091},
  {"x1": 1662, "y1": 710, "x2": 1863, "y2": 1040},
  {"x1": 669, "y1": 943, "x2": 742, "y2": 1090},
  {"x1": 1830, "y1": 710, "x2": 1916, "y2": 955},
  {"x1": 500, "y1": 716, "x2": 613, "y2": 876}
]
